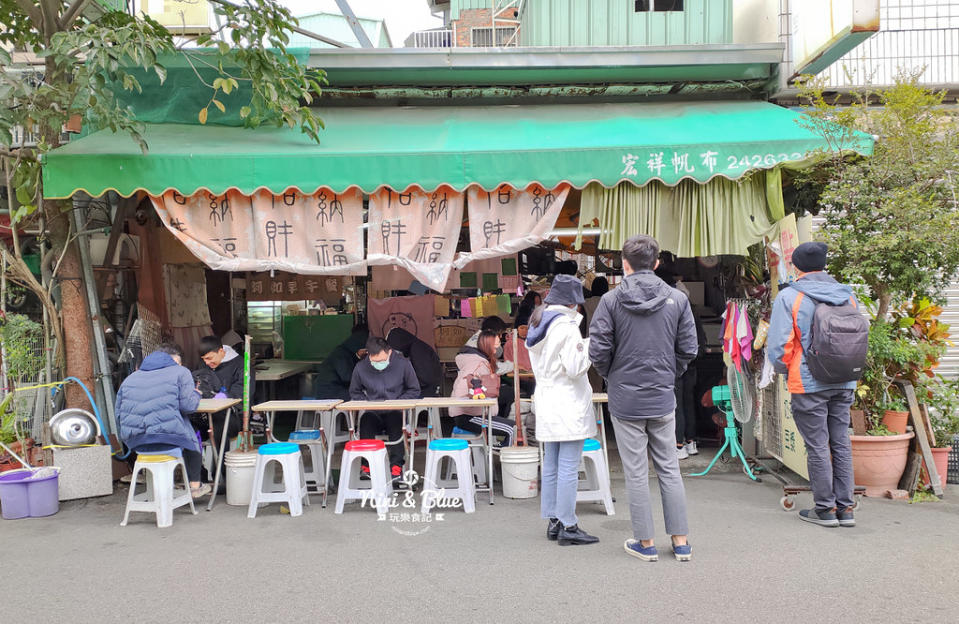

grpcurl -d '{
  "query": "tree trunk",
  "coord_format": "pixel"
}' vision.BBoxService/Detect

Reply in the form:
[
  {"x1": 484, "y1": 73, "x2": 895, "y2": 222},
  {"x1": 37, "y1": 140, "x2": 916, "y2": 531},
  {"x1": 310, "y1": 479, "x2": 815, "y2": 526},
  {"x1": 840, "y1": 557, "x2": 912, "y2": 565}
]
[
  {"x1": 46, "y1": 201, "x2": 95, "y2": 410},
  {"x1": 875, "y1": 290, "x2": 892, "y2": 323}
]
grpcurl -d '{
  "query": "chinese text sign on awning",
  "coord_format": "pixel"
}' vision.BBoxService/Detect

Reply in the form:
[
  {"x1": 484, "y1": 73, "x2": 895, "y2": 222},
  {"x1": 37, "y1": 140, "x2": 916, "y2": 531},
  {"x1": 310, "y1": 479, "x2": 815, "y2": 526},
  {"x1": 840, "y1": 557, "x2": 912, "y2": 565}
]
[
  {"x1": 454, "y1": 183, "x2": 569, "y2": 269},
  {"x1": 151, "y1": 188, "x2": 366, "y2": 275},
  {"x1": 367, "y1": 186, "x2": 465, "y2": 291}
]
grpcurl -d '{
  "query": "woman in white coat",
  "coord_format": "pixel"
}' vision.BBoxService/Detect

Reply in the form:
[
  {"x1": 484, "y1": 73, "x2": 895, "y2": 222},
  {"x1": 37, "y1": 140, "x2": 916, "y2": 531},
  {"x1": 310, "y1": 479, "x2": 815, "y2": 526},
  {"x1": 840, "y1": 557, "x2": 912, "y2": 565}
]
[{"x1": 526, "y1": 274, "x2": 599, "y2": 546}]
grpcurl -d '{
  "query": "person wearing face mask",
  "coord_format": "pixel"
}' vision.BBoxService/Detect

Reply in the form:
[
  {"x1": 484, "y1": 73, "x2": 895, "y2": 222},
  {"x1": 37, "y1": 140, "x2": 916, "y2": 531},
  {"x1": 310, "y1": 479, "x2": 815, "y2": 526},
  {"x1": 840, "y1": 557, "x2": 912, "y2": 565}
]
[
  {"x1": 526, "y1": 274, "x2": 599, "y2": 546},
  {"x1": 349, "y1": 336, "x2": 421, "y2": 481}
]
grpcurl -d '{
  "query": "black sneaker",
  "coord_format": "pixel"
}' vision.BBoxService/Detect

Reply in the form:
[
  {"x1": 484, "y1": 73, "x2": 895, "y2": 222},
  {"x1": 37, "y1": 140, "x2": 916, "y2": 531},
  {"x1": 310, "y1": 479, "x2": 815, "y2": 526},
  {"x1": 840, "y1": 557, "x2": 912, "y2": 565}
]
[
  {"x1": 546, "y1": 518, "x2": 561, "y2": 541},
  {"x1": 799, "y1": 507, "x2": 840, "y2": 527},
  {"x1": 557, "y1": 524, "x2": 600, "y2": 546},
  {"x1": 836, "y1": 506, "x2": 856, "y2": 528},
  {"x1": 359, "y1": 466, "x2": 371, "y2": 481},
  {"x1": 390, "y1": 465, "x2": 403, "y2": 484}
]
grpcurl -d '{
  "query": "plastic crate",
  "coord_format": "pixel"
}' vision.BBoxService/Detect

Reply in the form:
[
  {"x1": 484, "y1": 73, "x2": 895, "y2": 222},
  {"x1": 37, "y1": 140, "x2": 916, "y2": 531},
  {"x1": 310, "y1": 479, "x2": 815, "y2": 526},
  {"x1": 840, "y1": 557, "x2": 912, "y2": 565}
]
[{"x1": 948, "y1": 434, "x2": 959, "y2": 485}]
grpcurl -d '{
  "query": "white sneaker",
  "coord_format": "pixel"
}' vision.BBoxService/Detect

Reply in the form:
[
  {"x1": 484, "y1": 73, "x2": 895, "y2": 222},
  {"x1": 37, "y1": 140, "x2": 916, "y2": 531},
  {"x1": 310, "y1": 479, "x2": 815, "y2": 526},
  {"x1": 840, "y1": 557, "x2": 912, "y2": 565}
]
[
  {"x1": 685, "y1": 441, "x2": 699, "y2": 456},
  {"x1": 676, "y1": 446, "x2": 689, "y2": 460}
]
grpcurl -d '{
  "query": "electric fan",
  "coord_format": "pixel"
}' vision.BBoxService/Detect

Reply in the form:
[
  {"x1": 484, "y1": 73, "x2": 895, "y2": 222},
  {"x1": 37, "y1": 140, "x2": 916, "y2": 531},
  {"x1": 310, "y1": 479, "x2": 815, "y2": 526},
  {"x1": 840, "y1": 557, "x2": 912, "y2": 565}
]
[{"x1": 690, "y1": 369, "x2": 759, "y2": 481}]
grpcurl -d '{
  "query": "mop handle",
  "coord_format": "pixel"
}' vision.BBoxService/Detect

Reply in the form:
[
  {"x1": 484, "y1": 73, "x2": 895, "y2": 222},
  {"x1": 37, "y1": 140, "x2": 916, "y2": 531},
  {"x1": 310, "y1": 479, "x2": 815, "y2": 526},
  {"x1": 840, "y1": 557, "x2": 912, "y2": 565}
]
[{"x1": 0, "y1": 440, "x2": 33, "y2": 470}]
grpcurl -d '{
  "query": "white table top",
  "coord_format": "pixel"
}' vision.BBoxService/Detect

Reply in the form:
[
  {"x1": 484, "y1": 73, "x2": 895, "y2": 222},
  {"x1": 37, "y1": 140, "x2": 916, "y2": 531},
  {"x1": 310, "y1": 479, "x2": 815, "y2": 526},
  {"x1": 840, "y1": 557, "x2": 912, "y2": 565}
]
[
  {"x1": 252, "y1": 400, "x2": 342, "y2": 412},
  {"x1": 592, "y1": 393, "x2": 608, "y2": 403},
  {"x1": 415, "y1": 397, "x2": 497, "y2": 408},
  {"x1": 337, "y1": 400, "x2": 422, "y2": 411},
  {"x1": 195, "y1": 398, "x2": 242, "y2": 413},
  {"x1": 254, "y1": 360, "x2": 314, "y2": 381}
]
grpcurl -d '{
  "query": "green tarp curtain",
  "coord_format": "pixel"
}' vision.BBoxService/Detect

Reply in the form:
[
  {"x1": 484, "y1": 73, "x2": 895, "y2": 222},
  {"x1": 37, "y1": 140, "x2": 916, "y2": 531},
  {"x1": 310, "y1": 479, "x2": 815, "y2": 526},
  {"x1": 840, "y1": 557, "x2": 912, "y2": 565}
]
[{"x1": 578, "y1": 173, "x2": 778, "y2": 257}]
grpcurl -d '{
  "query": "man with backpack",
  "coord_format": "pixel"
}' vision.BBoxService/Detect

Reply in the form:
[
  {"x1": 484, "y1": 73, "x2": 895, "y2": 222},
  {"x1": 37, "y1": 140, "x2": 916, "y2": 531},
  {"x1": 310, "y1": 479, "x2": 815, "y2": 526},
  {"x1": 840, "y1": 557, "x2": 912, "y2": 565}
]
[{"x1": 767, "y1": 242, "x2": 868, "y2": 528}]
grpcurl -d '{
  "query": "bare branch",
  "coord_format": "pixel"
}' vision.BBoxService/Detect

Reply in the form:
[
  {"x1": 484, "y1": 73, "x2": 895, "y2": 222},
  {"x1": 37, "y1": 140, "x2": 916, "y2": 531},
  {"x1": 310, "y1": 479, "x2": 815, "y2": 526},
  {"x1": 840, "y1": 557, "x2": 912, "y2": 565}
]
[
  {"x1": 60, "y1": 0, "x2": 95, "y2": 30},
  {"x1": 11, "y1": 0, "x2": 44, "y2": 34}
]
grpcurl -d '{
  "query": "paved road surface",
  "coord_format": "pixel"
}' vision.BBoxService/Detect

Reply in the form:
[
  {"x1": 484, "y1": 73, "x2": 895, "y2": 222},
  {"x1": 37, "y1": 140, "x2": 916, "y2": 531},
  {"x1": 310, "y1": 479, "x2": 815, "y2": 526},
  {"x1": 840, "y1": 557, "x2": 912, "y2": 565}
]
[{"x1": 2, "y1": 450, "x2": 956, "y2": 624}]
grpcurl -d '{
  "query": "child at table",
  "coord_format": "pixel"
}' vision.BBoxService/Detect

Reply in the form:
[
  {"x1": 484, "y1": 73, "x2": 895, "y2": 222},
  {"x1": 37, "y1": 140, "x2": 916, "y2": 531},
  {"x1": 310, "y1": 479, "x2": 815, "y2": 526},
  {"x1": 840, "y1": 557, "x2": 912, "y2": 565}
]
[{"x1": 449, "y1": 330, "x2": 515, "y2": 447}]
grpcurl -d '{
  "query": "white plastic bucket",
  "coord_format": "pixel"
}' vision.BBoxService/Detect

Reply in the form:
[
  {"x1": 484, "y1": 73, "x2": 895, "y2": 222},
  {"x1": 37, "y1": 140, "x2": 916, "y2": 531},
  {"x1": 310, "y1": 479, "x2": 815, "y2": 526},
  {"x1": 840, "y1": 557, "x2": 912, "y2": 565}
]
[
  {"x1": 224, "y1": 450, "x2": 258, "y2": 506},
  {"x1": 499, "y1": 446, "x2": 540, "y2": 499}
]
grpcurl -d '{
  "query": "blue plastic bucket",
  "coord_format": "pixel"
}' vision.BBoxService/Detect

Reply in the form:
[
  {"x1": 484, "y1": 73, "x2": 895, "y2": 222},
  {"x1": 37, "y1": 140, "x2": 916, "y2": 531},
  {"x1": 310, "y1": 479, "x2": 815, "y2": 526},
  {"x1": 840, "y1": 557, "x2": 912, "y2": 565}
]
[{"x1": 0, "y1": 467, "x2": 60, "y2": 519}]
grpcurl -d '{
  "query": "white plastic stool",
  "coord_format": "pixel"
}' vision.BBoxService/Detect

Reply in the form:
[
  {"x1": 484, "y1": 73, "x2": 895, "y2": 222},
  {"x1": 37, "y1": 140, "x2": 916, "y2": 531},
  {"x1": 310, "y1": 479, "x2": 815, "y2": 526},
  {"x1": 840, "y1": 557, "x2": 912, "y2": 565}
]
[
  {"x1": 577, "y1": 438, "x2": 615, "y2": 515},
  {"x1": 287, "y1": 430, "x2": 327, "y2": 495},
  {"x1": 247, "y1": 443, "x2": 309, "y2": 518},
  {"x1": 447, "y1": 426, "x2": 489, "y2": 486},
  {"x1": 335, "y1": 439, "x2": 392, "y2": 515},
  {"x1": 421, "y1": 439, "x2": 476, "y2": 514},
  {"x1": 121, "y1": 453, "x2": 196, "y2": 528}
]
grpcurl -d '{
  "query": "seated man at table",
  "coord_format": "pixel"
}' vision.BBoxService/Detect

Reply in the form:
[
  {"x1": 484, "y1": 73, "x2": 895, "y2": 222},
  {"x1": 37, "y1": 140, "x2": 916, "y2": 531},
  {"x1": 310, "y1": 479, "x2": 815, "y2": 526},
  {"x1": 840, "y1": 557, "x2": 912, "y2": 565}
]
[
  {"x1": 349, "y1": 336, "x2": 421, "y2": 481},
  {"x1": 196, "y1": 335, "x2": 252, "y2": 467},
  {"x1": 116, "y1": 343, "x2": 210, "y2": 498},
  {"x1": 386, "y1": 327, "x2": 442, "y2": 398},
  {"x1": 314, "y1": 324, "x2": 369, "y2": 400}
]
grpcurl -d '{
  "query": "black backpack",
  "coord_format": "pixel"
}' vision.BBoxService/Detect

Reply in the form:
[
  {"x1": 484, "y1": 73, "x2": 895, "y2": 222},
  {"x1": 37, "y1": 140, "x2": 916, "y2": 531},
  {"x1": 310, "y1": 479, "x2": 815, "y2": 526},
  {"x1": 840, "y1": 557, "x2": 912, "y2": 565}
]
[{"x1": 796, "y1": 293, "x2": 869, "y2": 383}]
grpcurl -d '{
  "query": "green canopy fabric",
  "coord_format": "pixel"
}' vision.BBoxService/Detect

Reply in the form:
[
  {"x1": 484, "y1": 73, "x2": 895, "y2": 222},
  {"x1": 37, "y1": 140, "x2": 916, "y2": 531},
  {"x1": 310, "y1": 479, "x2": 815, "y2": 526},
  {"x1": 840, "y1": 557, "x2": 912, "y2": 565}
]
[
  {"x1": 42, "y1": 100, "x2": 872, "y2": 199},
  {"x1": 578, "y1": 174, "x2": 777, "y2": 257}
]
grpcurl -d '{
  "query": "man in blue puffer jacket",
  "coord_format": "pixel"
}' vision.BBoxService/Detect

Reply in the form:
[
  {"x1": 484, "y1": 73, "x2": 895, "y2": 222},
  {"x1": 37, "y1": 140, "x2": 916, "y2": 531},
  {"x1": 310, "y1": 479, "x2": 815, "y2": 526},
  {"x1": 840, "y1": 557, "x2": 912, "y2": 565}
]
[{"x1": 116, "y1": 343, "x2": 208, "y2": 498}]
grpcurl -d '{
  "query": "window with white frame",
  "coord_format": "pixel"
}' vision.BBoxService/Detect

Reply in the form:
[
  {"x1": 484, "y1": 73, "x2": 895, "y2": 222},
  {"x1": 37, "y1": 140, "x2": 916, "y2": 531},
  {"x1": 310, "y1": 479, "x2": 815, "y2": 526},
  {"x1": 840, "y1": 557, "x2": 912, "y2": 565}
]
[{"x1": 471, "y1": 26, "x2": 518, "y2": 47}]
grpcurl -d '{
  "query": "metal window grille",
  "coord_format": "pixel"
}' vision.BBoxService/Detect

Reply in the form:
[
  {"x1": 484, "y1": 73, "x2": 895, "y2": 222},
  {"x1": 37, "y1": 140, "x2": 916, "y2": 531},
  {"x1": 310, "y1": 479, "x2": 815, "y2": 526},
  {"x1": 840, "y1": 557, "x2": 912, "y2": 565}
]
[
  {"x1": 470, "y1": 26, "x2": 518, "y2": 47},
  {"x1": 784, "y1": 1, "x2": 959, "y2": 87}
]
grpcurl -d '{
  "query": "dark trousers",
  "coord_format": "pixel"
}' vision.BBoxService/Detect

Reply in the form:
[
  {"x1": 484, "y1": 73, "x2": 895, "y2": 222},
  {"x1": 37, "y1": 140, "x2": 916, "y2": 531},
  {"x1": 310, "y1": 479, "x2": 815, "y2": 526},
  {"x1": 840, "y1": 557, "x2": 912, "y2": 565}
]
[
  {"x1": 790, "y1": 388, "x2": 856, "y2": 511},
  {"x1": 359, "y1": 410, "x2": 405, "y2": 468},
  {"x1": 674, "y1": 367, "x2": 697, "y2": 444},
  {"x1": 497, "y1": 379, "x2": 535, "y2": 421},
  {"x1": 191, "y1": 410, "x2": 241, "y2": 482},
  {"x1": 183, "y1": 449, "x2": 203, "y2": 483}
]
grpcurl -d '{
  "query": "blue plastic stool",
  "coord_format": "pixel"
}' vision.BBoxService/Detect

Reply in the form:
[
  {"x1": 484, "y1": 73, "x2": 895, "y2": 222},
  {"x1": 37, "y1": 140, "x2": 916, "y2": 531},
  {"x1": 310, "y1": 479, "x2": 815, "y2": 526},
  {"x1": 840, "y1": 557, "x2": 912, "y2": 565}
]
[
  {"x1": 248, "y1": 443, "x2": 308, "y2": 518},
  {"x1": 422, "y1": 438, "x2": 476, "y2": 514}
]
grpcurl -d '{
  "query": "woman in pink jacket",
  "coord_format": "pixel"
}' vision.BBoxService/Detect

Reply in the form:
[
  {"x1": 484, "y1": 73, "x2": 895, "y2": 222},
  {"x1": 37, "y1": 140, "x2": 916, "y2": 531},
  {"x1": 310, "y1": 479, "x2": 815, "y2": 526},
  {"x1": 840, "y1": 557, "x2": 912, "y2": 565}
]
[{"x1": 449, "y1": 330, "x2": 515, "y2": 447}]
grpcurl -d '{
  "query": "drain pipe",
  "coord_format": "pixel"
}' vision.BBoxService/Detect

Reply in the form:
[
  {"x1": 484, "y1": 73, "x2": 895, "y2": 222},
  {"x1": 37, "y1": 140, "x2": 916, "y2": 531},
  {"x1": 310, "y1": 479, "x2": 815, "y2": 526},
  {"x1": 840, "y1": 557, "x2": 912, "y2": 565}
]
[{"x1": 69, "y1": 205, "x2": 117, "y2": 435}]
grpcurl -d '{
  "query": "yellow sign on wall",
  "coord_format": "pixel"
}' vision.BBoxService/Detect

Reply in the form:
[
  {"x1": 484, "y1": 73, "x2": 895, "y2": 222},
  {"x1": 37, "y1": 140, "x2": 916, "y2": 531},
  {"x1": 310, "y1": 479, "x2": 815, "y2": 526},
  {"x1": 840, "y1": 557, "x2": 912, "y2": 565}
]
[
  {"x1": 145, "y1": 0, "x2": 211, "y2": 33},
  {"x1": 779, "y1": 378, "x2": 809, "y2": 480}
]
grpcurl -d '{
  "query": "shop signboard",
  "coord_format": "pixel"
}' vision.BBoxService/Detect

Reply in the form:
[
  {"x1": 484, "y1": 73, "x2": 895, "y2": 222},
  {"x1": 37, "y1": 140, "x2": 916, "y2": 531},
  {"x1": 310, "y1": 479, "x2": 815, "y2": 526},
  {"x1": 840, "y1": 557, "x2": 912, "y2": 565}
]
[{"x1": 779, "y1": 377, "x2": 809, "y2": 480}]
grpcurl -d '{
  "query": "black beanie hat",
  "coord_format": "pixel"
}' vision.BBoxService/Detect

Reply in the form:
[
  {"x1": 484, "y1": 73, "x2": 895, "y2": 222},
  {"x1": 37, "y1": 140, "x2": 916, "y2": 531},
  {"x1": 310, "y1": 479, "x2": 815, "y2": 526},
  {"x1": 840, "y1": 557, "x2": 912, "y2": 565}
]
[
  {"x1": 544, "y1": 274, "x2": 585, "y2": 306},
  {"x1": 792, "y1": 242, "x2": 828, "y2": 273}
]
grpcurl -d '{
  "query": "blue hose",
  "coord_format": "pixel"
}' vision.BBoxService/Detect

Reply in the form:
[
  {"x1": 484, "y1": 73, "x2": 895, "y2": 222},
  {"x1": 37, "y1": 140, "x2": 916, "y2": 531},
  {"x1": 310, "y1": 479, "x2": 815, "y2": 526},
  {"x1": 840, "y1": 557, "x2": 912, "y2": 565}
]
[{"x1": 58, "y1": 377, "x2": 122, "y2": 456}]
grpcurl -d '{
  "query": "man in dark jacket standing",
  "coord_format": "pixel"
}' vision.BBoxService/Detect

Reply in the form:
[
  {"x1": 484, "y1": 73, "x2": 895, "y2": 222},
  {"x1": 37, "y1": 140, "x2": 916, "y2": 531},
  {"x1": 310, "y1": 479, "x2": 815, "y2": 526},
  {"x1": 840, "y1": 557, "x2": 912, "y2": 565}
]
[
  {"x1": 116, "y1": 343, "x2": 209, "y2": 498},
  {"x1": 350, "y1": 336, "x2": 421, "y2": 480},
  {"x1": 589, "y1": 235, "x2": 698, "y2": 562}
]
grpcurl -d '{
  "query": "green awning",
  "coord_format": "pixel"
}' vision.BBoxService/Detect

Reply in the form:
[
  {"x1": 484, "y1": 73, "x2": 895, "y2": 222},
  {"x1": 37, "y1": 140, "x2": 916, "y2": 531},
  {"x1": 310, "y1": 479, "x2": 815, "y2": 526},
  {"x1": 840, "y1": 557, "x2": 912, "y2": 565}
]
[{"x1": 42, "y1": 100, "x2": 872, "y2": 199}]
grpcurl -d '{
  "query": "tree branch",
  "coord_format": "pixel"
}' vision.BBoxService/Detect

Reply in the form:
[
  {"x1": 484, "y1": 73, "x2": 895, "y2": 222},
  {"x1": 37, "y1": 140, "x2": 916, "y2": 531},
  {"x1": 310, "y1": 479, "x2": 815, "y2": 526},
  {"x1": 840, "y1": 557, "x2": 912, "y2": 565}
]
[
  {"x1": 11, "y1": 0, "x2": 44, "y2": 34},
  {"x1": 60, "y1": 0, "x2": 95, "y2": 30}
]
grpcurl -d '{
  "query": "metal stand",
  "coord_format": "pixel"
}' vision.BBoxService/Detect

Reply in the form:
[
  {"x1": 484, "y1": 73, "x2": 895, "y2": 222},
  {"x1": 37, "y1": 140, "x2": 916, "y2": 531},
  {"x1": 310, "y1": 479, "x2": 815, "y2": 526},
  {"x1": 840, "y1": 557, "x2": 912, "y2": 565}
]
[{"x1": 691, "y1": 411, "x2": 759, "y2": 481}]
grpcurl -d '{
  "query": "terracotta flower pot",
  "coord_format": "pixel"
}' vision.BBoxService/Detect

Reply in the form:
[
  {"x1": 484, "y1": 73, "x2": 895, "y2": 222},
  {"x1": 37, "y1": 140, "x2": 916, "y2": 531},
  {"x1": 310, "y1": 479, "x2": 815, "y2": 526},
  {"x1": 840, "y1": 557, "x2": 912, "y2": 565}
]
[
  {"x1": 851, "y1": 432, "x2": 915, "y2": 497},
  {"x1": 881, "y1": 410, "x2": 909, "y2": 435},
  {"x1": 922, "y1": 446, "x2": 952, "y2": 488}
]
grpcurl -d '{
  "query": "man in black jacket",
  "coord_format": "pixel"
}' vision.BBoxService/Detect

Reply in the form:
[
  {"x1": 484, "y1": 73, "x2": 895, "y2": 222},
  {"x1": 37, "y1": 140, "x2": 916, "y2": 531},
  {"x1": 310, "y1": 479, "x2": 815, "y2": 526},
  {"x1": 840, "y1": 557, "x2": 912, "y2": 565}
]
[
  {"x1": 198, "y1": 335, "x2": 249, "y2": 399},
  {"x1": 350, "y1": 336, "x2": 421, "y2": 480},
  {"x1": 386, "y1": 327, "x2": 442, "y2": 398},
  {"x1": 589, "y1": 235, "x2": 698, "y2": 563},
  {"x1": 197, "y1": 336, "x2": 253, "y2": 478},
  {"x1": 314, "y1": 324, "x2": 369, "y2": 400}
]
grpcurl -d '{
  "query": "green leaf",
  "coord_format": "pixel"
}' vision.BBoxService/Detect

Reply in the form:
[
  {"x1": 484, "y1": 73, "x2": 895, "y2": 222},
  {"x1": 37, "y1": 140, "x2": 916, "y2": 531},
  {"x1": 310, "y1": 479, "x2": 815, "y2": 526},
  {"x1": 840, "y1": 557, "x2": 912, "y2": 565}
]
[
  {"x1": 198, "y1": 107, "x2": 208, "y2": 124},
  {"x1": 239, "y1": 106, "x2": 251, "y2": 119},
  {"x1": 212, "y1": 99, "x2": 225, "y2": 113},
  {"x1": 154, "y1": 63, "x2": 167, "y2": 84}
]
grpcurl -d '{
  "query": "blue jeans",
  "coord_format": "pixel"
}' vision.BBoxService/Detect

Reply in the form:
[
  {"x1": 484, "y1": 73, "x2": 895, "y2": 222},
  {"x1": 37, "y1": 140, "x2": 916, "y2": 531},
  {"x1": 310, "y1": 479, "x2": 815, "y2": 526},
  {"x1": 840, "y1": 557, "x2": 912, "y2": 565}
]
[{"x1": 540, "y1": 440, "x2": 584, "y2": 528}]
